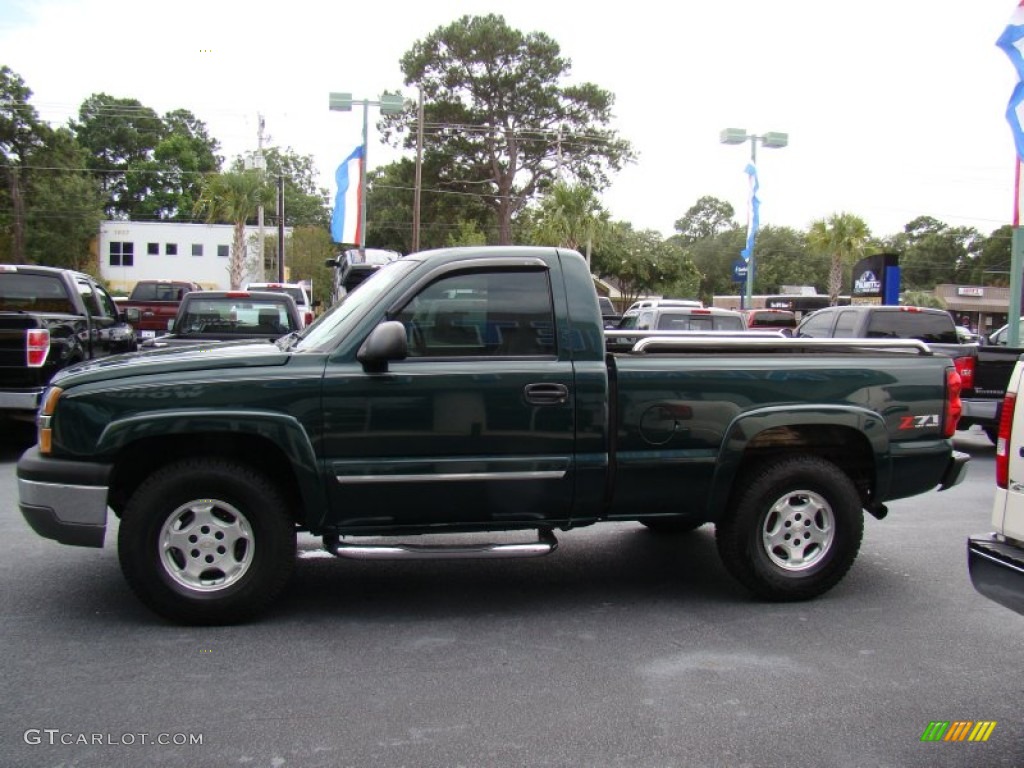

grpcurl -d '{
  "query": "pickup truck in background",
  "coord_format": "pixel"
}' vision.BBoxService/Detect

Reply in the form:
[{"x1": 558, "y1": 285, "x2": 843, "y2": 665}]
[
  {"x1": 0, "y1": 264, "x2": 136, "y2": 421},
  {"x1": 795, "y1": 303, "x2": 978, "y2": 413},
  {"x1": 968, "y1": 357, "x2": 1024, "y2": 615},
  {"x1": 325, "y1": 248, "x2": 402, "y2": 304},
  {"x1": 959, "y1": 318, "x2": 1024, "y2": 443},
  {"x1": 120, "y1": 279, "x2": 202, "y2": 341},
  {"x1": 139, "y1": 290, "x2": 302, "y2": 349},
  {"x1": 17, "y1": 246, "x2": 968, "y2": 624}
]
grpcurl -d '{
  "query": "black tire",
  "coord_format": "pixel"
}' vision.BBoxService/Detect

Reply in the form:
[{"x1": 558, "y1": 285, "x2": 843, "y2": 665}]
[
  {"x1": 715, "y1": 456, "x2": 864, "y2": 601},
  {"x1": 118, "y1": 458, "x2": 296, "y2": 624},
  {"x1": 640, "y1": 518, "x2": 705, "y2": 534}
]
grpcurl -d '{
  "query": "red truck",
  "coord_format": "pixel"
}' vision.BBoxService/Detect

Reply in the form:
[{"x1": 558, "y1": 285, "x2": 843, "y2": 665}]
[{"x1": 120, "y1": 279, "x2": 202, "y2": 341}]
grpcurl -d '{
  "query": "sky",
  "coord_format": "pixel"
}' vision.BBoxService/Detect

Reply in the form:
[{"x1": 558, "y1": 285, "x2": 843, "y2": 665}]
[{"x1": 0, "y1": 0, "x2": 1020, "y2": 242}]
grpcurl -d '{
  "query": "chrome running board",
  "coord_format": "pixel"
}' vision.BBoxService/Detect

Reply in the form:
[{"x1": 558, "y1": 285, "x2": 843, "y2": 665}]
[{"x1": 325, "y1": 529, "x2": 558, "y2": 561}]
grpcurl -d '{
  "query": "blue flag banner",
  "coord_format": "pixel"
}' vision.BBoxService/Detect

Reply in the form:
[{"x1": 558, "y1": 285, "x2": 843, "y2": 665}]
[
  {"x1": 331, "y1": 144, "x2": 364, "y2": 244},
  {"x1": 740, "y1": 161, "x2": 760, "y2": 262},
  {"x1": 998, "y1": 2, "x2": 1024, "y2": 163}
]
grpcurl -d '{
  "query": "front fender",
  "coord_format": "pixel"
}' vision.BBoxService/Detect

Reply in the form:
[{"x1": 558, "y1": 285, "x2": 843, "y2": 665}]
[
  {"x1": 707, "y1": 404, "x2": 889, "y2": 519},
  {"x1": 97, "y1": 409, "x2": 325, "y2": 523}
]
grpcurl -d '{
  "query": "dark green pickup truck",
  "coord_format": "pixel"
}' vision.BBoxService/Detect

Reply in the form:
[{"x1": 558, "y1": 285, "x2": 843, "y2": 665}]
[{"x1": 16, "y1": 246, "x2": 968, "y2": 624}]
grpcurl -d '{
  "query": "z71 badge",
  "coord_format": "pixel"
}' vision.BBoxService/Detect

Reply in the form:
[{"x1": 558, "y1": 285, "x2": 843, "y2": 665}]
[{"x1": 899, "y1": 414, "x2": 941, "y2": 429}]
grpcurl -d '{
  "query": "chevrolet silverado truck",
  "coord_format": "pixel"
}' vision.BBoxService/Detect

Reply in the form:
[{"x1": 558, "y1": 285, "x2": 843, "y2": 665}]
[
  {"x1": 120, "y1": 279, "x2": 202, "y2": 341},
  {"x1": 968, "y1": 356, "x2": 1024, "y2": 615},
  {"x1": 0, "y1": 264, "x2": 136, "y2": 423},
  {"x1": 16, "y1": 246, "x2": 968, "y2": 624}
]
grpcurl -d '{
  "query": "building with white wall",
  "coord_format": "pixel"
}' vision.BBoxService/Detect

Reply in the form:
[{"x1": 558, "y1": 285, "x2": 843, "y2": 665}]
[{"x1": 98, "y1": 221, "x2": 292, "y2": 293}]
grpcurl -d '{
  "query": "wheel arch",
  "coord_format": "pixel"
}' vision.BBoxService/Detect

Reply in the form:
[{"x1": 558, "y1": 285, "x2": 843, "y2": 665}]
[
  {"x1": 103, "y1": 413, "x2": 323, "y2": 527},
  {"x1": 707, "y1": 407, "x2": 885, "y2": 522}
]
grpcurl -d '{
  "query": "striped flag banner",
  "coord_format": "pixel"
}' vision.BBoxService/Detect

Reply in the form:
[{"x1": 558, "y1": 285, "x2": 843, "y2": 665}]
[
  {"x1": 331, "y1": 145, "x2": 364, "y2": 245},
  {"x1": 998, "y1": 2, "x2": 1024, "y2": 223},
  {"x1": 740, "y1": 161, "x2": 760, "y2": 262}
]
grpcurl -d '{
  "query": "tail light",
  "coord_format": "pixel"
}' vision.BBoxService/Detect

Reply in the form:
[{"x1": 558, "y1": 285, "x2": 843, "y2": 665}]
[
  {"x1": 996, "y1": 390, "x2": 1017, "y2": 489},
  {"x1": 943, "y1": 367, "x2": 962, "y2": 439},
  {"x1": 26, "y1": 329, "x2": 50, "y2": 368},
  {"x1": 952, "y1": 354, "x2": 975, "y2": 390},
  {"x1": 304, "y1": 311, "x2": 314, "y2": 326}
]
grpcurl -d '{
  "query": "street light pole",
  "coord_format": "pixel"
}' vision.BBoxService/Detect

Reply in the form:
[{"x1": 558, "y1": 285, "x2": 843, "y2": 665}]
[
  {"x1": 328, "y1": 91, "x2": 405, "y2": 251},
  {"x1": 720, "y1": 129, "x2": 788, "y2": 310}
]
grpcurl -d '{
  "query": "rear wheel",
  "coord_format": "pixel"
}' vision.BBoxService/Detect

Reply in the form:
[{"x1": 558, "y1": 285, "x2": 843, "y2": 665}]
[
  {"x1": 715, "y1": 456, "x2": 863, "y2": 601},
  {"x1": 118, "y1": 458, "x2": 295, "y2": 624}
]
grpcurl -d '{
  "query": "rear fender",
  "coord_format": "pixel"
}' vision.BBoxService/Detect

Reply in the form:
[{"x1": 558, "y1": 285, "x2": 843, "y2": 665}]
[{"x1": 707, "y1": 405, "x2": 888, "y2": 520}]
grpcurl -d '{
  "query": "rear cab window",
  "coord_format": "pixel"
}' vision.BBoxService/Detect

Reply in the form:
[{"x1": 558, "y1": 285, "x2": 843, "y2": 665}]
[{"x1": 865, "y1": 311, "x2": 958, "y2": 343}]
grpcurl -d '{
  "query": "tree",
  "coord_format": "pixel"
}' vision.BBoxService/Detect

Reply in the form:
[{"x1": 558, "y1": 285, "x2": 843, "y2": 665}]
[
  {"x1": 230, "y1": 146, "x2": 330, "y2": 229},
  {"x1": 193, "y1": 171, "x2": 274, "y2": 288},
  {"x1": 748, "y1": 226, "x2": 820, "y2": 294},
  {"x1": 24, "y1": 126, "x2": 106, "y2": 272},
  {"x1": 526, "y1": 181, "x2": 608, "y2": 254},
  {"x1": 265, "y1": 225, "x2": 336, "y2": 309},
  {"x1": 968, "y1": 225, "x2": 1012, "y2": 286},
  {"x1": 885, "y1": 217, "x2": 983, "y2": 290},
  {"x1": 73, "y1": 95, "x2": 223, "y2": 221},
  {"x1": 592, "y1": 223, "x2": 697, "y2": 308},
  {"x1": 0, "y1": 66, "x2": 47, "y2": 262},
  {"x1": 139, "y1": 109, "x2": 222, "y2": 221},
  {"x1": 684, "y1": 227, "x2": 746, "y2": 304},
  {"x1": 363, "y1": 157, "x2": 495, "y2": 253},
  {"x1": 807, "y1": 213, "x2": 871, "y2": 305},
  {"x1": 673, "y1": 196, "x2": 736, "y2": 245},
  {"x1": 73, "y1": 94, "x2": 165, "y2": 219},
  {"x1": 383, "y1": 14, "x2": 634, "y2": 244}
]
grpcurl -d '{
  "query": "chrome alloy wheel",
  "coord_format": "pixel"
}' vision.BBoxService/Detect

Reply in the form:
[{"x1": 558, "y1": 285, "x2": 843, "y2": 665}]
[
  {"x1": 158, "y1": 499, "x2": 254, "y2": 592},
  {"x1": 760, "y1": 490, "x2": 835, "y2": 571}
]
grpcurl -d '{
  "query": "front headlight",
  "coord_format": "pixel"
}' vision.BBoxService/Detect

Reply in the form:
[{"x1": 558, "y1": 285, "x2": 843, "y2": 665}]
[{"x1": 37, "y1": 386, "x2": 62, "y2": 455}]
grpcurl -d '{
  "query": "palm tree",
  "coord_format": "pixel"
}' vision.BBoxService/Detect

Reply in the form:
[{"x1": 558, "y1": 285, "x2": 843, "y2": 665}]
[
  {"x1": 807, "y1": 213, "x2": 871, "y2": 305},
  {"x1": 193, "y1": 171, "x2": 272, "y2": 288},
  {"x1": 530, "y1": 182, "x2": 608, "y2": 260}
]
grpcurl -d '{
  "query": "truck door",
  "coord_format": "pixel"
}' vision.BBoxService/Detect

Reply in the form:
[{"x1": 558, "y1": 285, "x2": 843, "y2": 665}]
[{"x1": 320, "y1": 263, "x2": 575, "y2": 530}]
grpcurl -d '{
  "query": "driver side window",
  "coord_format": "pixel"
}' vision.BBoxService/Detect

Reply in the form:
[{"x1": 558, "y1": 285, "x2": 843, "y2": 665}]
[{"x1": 395, "y1": 269, "x2": 556, "y2": 358}]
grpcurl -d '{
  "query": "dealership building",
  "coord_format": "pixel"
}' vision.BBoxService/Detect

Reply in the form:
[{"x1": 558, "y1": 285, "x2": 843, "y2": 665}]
[{"x1": 98, "y1": 221, "x2": 292, "y2": 293}]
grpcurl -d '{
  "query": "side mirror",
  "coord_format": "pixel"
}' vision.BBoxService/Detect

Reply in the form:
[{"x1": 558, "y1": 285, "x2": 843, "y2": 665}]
[
  {"x1": 324, "y1": 257, "x2": 340, "y2": 268},
  {"x1": 125, "y1": 307, "x2": 140, "y2": 324},
  {"x1": 357, "y1": 321, "x2": 408, "y2": 373},
  {"x1": 167, "y1": 318, "x2": 175, "y2": 331}
]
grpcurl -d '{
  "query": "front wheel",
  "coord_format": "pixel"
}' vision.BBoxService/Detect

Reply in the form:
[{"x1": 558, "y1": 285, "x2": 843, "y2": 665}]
[
  {"x1": 118, "y1": 458, "x2": 296, "y2": 624},
  {"x1": 715, "y1": 456, "x2": 864, "y2": 601}
]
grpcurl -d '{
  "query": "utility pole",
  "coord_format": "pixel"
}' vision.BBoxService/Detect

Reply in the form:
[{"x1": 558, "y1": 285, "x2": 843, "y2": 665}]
[
  {"x1": 256, "y1": 114, "x2": 267, "y2": 281},
  {"x1": 412, "y1": 88, "x2": 424, "y2": 253}
]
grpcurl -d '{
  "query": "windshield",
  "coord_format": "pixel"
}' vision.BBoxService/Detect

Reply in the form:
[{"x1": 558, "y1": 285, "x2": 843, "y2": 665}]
[{"x1": 294, "y1": 258, "x2": 419, "y2": 351}]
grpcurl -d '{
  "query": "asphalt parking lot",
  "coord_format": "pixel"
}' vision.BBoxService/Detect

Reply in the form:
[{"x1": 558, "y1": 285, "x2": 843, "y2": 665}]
[{"x1": 0, "y1": 426, "x2": 1020, "y2": 768}]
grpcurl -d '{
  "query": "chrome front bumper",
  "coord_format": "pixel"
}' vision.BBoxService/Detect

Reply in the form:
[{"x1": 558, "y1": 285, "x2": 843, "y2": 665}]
[{"x1": 16, "y1": 447, "x2": 111, "y2": 548}]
